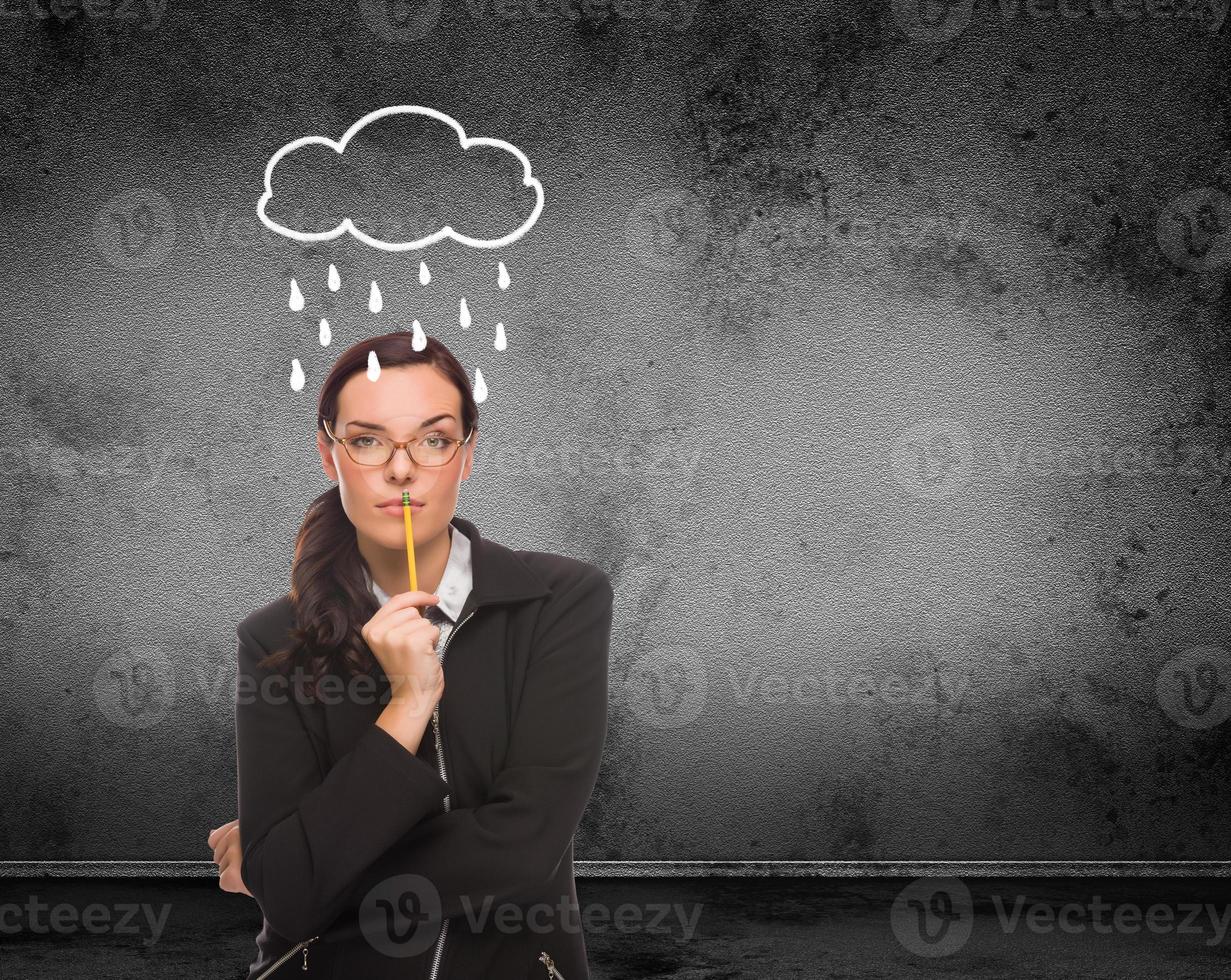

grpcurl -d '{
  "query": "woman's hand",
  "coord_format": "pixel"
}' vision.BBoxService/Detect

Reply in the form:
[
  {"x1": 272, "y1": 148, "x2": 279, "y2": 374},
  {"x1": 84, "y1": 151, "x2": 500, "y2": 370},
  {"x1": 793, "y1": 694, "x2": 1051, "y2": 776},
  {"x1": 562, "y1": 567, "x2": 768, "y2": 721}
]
[
  {"x1": 362, "y1": 590, "x2": 444, "y2": 715},
  {"x1": 208, "y1": 819, "x2": 252, "y2": 896}
]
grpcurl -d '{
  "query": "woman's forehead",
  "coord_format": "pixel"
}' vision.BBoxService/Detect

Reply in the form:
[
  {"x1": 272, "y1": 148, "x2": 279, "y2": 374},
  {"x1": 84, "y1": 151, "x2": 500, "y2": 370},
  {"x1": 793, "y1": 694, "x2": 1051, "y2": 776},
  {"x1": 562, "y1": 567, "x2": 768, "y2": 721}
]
[{"x1": 336, "y1": 365, "x2": 461, "y2": 421}]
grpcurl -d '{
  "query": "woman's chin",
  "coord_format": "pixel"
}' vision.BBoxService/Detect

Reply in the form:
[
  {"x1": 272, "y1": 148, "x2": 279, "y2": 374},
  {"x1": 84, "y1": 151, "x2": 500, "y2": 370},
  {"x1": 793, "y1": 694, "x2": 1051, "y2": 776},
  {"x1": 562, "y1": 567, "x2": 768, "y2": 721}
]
[{"x1": 372, "y1": 517, "x2": 430, "y2": 549}]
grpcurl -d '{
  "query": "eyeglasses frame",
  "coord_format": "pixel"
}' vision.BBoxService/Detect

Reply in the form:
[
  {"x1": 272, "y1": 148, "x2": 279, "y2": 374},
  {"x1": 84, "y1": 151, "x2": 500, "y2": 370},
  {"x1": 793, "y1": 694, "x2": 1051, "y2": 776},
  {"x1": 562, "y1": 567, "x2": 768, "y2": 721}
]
[{"x1": 321, "y1": 416, "x2": 474, "y2": 468}]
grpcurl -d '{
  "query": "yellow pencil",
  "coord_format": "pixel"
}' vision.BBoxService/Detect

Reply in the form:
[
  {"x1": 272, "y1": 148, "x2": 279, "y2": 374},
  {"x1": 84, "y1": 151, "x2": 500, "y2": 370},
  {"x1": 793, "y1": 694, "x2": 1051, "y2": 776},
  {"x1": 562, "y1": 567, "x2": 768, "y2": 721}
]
[{"x1": 402, "y1": 490, "x2": 418, "y2": 593}]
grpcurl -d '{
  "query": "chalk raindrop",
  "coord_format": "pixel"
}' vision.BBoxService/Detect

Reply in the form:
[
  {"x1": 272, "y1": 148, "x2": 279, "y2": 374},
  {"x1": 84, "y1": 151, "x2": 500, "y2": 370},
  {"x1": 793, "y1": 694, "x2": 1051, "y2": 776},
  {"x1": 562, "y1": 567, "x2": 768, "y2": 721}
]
[
  {"x1": 419, "y1": 261, "x2": 431, "y2": 286},
  {"x1": 473, "y1": 367, "x2": 488, "y2": 403},
  {"x1": 327, "y1": 264, "x2": 341, "y2": 292},
  {"x1": 494, "y1": 322, "x2": 507, "y2": 350},
  {"x1": 459, "y1": 297, "x2": 471, "y2": 329},
  {"x1": 412, "y1": 320, "x2": 427, "y2": 350},
  {"x1": 497, "y1": 261, "x2": 510, "y2": 290},
  {"x1": 290, "y1": 358, "x2": 305, "y2": 391},
  {"x1": 367, "y1": 349, "x2": 381, "y2": 380},
  {"x1": 288, "y1": 279, "x2": 305, "y2": 312},
  {"x1": 319, "y1": 318, "x2": 331, "y2": 346},
  {"x1": 369, "y1": 281, "x2": 383, "y2": 313}
]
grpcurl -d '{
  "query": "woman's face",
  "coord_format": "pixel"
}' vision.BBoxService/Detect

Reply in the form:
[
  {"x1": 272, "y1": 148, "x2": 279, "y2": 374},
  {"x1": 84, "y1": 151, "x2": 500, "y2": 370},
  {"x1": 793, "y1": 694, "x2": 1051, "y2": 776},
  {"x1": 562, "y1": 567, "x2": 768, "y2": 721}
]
[{"x1": 317, "y1": 363, "x2": 474, "y2": 552}]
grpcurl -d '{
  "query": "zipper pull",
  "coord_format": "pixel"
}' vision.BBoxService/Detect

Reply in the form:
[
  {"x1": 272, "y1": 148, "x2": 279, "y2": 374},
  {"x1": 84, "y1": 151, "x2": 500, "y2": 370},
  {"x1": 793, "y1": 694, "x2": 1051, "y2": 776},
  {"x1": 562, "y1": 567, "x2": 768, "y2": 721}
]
[
  {"x1": 302, "y1": 935, "x2": 319, "y2": 971},
  {"x1": 251, "y1": 935, "x2": 320, "y2": 980},
  {"x1": 538, "y1": 951, "x2": 567, "y2": 979}
]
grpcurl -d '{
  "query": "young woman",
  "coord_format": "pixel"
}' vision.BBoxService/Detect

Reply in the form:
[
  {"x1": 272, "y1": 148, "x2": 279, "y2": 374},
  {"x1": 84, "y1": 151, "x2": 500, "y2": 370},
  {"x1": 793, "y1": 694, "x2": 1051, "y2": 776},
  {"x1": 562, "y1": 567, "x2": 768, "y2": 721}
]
[{"x1": 208, "y1": 332, "x2": 614, "y2": 979}]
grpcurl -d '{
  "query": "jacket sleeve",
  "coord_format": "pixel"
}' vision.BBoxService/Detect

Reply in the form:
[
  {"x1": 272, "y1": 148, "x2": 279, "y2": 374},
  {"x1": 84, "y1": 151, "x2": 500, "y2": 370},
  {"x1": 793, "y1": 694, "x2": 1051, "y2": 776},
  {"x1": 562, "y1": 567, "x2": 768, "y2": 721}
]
[
  {"x1": 335, "y1": 564, "x2": 614, "y2": 923},
  {"x1": 235, "y1": 619, "x2": 452, "y2": 942}
]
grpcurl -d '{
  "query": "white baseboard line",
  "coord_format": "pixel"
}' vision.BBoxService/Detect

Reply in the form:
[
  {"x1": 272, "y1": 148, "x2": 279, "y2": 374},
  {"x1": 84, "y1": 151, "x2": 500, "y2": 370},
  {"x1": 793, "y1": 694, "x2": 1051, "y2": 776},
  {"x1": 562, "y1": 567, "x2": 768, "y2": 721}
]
[{"x1": 0, "y1": 860, "x2": 1228, "y2": 877}]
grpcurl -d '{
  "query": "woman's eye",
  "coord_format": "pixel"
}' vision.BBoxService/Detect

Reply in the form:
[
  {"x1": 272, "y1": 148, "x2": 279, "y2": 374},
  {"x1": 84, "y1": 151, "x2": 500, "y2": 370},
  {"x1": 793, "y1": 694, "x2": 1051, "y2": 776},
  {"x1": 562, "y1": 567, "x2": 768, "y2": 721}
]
[
  {"x1": 423, "y1": 435, "x2": 447, "y2": 448},
  {"x1": 352, "y1": 435, "x2": 379, "y2": 448}
]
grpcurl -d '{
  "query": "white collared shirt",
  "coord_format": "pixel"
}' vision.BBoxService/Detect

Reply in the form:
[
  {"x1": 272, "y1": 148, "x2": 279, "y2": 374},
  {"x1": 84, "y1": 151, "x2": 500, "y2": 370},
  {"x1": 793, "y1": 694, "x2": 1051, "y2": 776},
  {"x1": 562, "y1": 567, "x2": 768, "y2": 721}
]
[{"x1": 362, "y1": 523, "x2": 473, "y2": 623}]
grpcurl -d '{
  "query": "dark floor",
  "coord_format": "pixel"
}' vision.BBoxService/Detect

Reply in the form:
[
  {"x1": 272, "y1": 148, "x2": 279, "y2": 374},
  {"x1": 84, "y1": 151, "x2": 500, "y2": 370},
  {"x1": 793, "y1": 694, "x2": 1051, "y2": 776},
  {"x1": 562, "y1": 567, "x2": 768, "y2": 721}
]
[{"x1": 0, "y1": 876, "x2": 1229, "y2": 978}]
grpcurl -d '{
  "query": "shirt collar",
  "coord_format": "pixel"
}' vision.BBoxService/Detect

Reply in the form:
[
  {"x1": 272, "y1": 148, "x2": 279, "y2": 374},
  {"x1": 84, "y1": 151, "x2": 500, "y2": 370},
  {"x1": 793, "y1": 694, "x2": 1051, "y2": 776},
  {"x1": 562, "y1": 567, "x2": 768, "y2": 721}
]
[{"x1": 362, "y1": 523, "x2": 473, "y2": 622}]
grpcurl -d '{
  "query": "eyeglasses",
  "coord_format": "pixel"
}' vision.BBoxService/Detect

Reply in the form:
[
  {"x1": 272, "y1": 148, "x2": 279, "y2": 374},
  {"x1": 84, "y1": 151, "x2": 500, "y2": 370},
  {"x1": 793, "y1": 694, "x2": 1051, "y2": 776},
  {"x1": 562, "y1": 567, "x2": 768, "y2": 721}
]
[{"x1": 322, "y1": 417, "x2": 473, "y2": 467}]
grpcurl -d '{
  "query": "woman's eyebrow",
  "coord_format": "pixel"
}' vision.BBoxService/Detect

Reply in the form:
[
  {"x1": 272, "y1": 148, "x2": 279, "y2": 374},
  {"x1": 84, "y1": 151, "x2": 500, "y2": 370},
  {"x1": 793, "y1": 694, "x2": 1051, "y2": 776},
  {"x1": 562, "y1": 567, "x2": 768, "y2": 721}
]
[{"x1": 348, "y1": 414, "x2": 456, "y2": 432}]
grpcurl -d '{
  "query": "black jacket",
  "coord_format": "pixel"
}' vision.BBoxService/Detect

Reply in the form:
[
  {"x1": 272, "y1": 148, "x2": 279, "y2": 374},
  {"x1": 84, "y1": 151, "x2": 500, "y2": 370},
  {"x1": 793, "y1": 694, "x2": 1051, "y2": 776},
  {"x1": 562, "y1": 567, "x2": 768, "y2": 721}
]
[{"x1": 235, "y1": 514, "x2": 614, "y2": 980}]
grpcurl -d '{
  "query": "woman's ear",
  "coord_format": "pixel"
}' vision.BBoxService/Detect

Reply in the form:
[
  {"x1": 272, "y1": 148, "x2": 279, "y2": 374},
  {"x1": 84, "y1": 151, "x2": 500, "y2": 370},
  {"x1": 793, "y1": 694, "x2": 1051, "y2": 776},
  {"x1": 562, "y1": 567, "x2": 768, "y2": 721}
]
[
  {"x1": 460, "y1": 430, "x2": 476, "y2": 481},
  {"x1": 317, "y1": 431, "x2": 339, "y2": 481}
]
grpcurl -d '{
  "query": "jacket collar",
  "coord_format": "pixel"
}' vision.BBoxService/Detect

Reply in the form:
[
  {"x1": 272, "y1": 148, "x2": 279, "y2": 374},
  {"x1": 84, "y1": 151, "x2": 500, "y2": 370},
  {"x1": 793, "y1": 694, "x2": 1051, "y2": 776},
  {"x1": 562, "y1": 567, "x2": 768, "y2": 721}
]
[{"x1": 449, "y1": 513, "x2": 552, "y2": 609}]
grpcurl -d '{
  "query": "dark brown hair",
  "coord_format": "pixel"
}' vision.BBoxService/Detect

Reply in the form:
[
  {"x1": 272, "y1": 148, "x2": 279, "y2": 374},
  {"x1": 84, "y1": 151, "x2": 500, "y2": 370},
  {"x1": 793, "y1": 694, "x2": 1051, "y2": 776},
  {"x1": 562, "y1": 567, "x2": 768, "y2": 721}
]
[{"x1": 257, "y1": 332, "x2": 479, "y2": 690}]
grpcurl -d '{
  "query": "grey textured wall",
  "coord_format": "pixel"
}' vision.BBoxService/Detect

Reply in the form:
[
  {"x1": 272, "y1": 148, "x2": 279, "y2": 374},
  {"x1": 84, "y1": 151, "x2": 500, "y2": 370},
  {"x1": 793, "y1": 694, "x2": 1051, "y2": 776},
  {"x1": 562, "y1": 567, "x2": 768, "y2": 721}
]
[{"x1": 0, "y1": 0, "x2": 1228, "y2": 865}]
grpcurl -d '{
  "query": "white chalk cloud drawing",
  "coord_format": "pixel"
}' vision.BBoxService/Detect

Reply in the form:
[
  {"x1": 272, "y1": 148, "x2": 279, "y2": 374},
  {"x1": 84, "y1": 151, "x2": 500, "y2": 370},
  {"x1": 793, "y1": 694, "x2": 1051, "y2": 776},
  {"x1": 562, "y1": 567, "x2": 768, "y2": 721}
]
[
  {"x1": 257, "y1": 104, "x2": 543, "y2": 251},
  {"x1": 263, "y1": 106, "x2": 541, "y2": 403}
]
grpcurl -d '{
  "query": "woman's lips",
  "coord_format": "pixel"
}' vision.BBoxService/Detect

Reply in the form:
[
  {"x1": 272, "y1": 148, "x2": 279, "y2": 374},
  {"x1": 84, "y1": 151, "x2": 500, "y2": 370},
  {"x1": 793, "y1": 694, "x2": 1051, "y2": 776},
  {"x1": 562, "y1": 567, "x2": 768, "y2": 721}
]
[{"x1": 378, "y1": 501, "x2": 425, "y2": 517}]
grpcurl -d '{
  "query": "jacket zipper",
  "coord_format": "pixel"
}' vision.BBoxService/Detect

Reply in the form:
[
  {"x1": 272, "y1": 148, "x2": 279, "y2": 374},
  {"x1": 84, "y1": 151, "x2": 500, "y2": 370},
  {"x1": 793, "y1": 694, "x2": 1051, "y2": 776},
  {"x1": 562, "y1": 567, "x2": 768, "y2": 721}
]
[
  {"x1": 253, "y1": 609, "x2": 479, "y2": 980},
  {"x1": 252, "y1": 934, "x2": 319, "y2": 979},
  {"x1": 537, "y1": 951, "x2": 567, "y2": 979},
  {"x1": 425, "y1": 606, "x2": 477, "y2": 980}
]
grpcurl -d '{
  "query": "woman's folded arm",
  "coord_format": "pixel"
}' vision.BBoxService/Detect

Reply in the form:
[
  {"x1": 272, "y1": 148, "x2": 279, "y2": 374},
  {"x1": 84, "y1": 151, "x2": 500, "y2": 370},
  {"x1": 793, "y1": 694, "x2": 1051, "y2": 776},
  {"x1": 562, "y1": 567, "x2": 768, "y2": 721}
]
[
  {"x1": 335, "y1": 565, "x2": 614, "y2": 924},
  {"x1": 235, "y1": 622, "x2": 451, "y2": 942}
]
